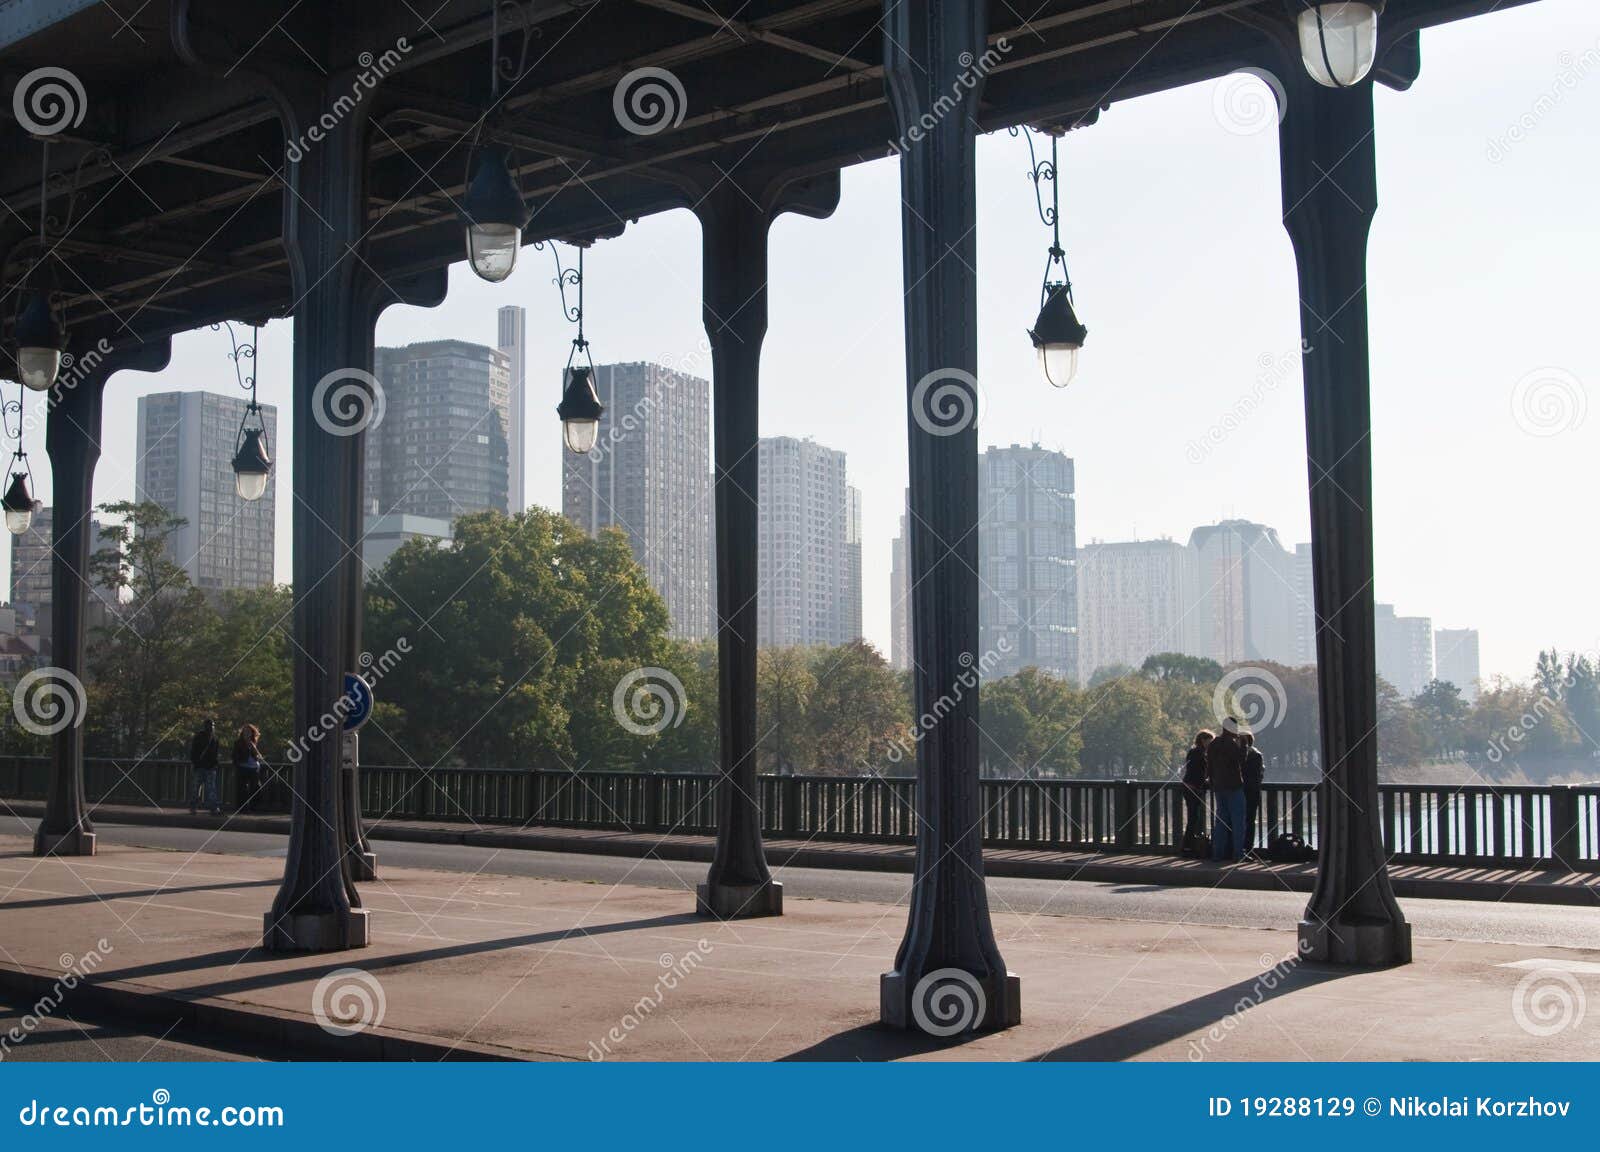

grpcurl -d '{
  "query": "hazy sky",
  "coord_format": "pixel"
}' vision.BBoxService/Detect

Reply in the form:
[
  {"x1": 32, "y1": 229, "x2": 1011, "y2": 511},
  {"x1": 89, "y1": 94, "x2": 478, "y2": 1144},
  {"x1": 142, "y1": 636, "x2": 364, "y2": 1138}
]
[{"x1": 7, "y1": 0, "x2": 1596, "y2": 683}]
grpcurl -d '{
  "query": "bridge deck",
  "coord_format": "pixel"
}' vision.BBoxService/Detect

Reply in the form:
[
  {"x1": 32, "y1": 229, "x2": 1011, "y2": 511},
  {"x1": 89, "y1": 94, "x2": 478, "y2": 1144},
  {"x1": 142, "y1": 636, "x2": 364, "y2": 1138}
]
[{"x1": 1, "y1": 834, "x2": 1594, "y2": 1061}]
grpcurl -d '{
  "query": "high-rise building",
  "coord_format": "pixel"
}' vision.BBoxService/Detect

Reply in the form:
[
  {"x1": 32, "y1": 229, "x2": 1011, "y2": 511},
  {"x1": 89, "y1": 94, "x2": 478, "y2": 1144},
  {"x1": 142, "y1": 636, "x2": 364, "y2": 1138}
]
[
  {"x1": 1435, "y1": 627, "x2": 1481, "y2": 701},
  {"x1": 889, "y1": 491, "x2": 910, "y2": 671},
  {"x1": 1291, "y1": 542, "x2": 1316, "y2": 665},
  {"x1": 1375, "y1": 603, "x2": 1434, "y2": 698},
  {"x1": 977, "y1": 444, "x2": 1077, "y2": 682},
  {"x1": 757, "y1": 436, "x2": 853, "y2": 648},
  {"x1": 7, "y1": 507, "x2": 119, "y2": 634},
  {"x1": 136, "y1": 391, "x2": 278, "y2": 591},
  {"x1": 844, "y1": 485, "x2": 863, "y2": 643},
  {"x1": 368, "y1": 339, "x2": 511, "y2": 522},
  {"x1": 362, "y1": 512, "x2": 453, "y2": 573},
  {"x1": 1077, "y1": 538, "x2": 1193, "y2": 683},
  {"x1": 1186, "y1": 519, "x2": 1299, "y2": 666},
  {"x1": 496, "y1": 306, "x2": 527, "y2": 514},
  {"x1": 563, "y1": 362, "x2": 711, "y2": 640}
]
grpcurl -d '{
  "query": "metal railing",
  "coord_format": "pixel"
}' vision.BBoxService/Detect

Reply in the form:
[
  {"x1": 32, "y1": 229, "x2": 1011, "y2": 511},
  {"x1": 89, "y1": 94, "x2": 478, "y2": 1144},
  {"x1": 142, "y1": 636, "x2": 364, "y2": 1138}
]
[{"x1": 2, "y1": 756, "x2": 1596, "y2": 870}]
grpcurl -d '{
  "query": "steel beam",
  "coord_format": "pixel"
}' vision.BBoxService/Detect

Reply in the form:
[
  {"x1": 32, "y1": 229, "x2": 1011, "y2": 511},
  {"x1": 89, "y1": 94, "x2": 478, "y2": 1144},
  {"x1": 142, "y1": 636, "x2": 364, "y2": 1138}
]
[
  {"x1": 879, "y1": 0, "x2": 1019, "y2": 1035},
  {"x1": 1278, "y1": 72, "x2": 1411, "y2": 966}
]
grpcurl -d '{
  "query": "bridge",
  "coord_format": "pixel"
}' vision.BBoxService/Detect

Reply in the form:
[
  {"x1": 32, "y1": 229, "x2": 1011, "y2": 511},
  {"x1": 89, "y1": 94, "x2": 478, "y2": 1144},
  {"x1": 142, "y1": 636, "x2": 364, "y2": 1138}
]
[{"x1": 0, "y1": 0, "x2": 1577, "y2": 1048}]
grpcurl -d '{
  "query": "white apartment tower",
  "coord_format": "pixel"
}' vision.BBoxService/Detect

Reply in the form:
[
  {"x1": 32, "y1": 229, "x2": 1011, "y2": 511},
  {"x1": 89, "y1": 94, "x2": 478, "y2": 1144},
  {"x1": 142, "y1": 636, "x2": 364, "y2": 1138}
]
[
  {"x1": 562, "y1": 362, "x2": 711, "y2": 640},
  {"x1": 496, "y1": 305, "x2": 527, "y2": 514},
  {"x1": 976, "y1": 444, "x2": 1077, "y2": 682},
  {"x1": 757, "y1": 436, "x2": 853, "y2": 647},
  {"x1": 136, "y1": 391, "x2": 278, "y2": 591}
]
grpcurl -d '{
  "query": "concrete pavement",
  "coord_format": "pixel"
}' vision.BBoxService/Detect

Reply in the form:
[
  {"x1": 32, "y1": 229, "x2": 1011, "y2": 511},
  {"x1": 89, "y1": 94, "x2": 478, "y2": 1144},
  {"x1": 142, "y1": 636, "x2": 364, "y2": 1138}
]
[{"x1": 1, "y1": 833, "x2": 1596, "y2": 1061}]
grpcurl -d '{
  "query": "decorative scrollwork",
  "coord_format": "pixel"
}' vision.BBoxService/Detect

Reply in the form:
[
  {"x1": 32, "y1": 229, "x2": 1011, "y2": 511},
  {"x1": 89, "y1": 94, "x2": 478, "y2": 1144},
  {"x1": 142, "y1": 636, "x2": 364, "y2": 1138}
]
[
  {"x1": 1012, "y1": 124, "x2": 1073, "y2": 308},
  {"x1": 2, "y1": 397, "x2": 23, "y2": 442},
  {"x1": 493, "y1": 0, "x2": 543, "y2": 96},
  {"x1": 212, "y1": 321, "x2": 258, "y2": 395}
]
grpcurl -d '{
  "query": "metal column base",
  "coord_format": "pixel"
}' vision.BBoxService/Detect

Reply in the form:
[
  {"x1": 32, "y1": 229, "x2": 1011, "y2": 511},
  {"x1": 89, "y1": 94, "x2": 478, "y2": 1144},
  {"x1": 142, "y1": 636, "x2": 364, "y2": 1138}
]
[
  {"x1": 33, "y1": 827, "x2": 96, "y2": 858},
  {"x1": 347, "y1": 852, "x2": 378, "y2": 882},
  {"x1": 1298, "y1": 916, "x2": 1412, "y2": 966},
  {"x1": 263, "y1": 909, "x2": 370, "y2": 952},
  {"x1": 696, "y1": 880, "x2": 783, "y2": 920},
  {"x1": 880, "y1": 969, "x2": 1021, "y2": 1035}
]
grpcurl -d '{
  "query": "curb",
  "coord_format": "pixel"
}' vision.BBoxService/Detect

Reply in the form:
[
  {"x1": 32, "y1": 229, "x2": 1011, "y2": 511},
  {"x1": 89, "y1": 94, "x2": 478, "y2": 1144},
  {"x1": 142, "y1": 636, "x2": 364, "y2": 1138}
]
[{"x1": 0, "y1": 962, "x2": 534, "y2": 1062}]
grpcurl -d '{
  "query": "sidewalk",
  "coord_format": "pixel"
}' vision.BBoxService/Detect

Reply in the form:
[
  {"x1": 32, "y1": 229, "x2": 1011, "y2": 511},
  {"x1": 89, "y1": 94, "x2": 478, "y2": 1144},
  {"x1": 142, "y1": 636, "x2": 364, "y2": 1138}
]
[
  {"x1": 2, "y1": 835, "x2": 1596, "y2": 1061},
  {"x1": 8, "y1": 800, "x2": 1600, "y2": 907}
]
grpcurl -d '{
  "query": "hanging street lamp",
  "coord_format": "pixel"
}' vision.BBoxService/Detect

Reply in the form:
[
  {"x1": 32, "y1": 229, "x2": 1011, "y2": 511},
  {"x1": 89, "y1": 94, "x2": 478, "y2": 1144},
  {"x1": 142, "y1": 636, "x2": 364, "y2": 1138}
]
[
  {"x1": 14, "y1": 141, "x2": 66, "y2": 392},
  {"x1": 1015, "y1": 124, "x2": 1087, "y2": 389},
  {"x1": 544, "y1": 242, "x2": 604, "y2": 453},
  {"x1": 1289, "y1": 2, "x2": 1383, "y2": 88},
  {"x1": 216, "y1": 321, "x2": 272, "y2": 501},
  {"x1": 460, "y1": 2, "x2": 533, "y2": 282},
  {"x1": 2, "y1": 390, "x2": 36, "y2": 535},
  {"x1": 14, "y1": 284, "x2": 64, "y2": 392},
  {"x1": 461, "y1": 145, "x2": 529, "y2": 282}
]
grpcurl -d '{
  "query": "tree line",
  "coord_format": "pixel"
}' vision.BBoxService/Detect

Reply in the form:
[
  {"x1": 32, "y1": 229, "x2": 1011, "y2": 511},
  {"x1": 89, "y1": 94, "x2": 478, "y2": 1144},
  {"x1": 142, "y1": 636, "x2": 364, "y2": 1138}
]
[{"x1": 3, "y1": 504, "x2": 1590, "y2": 783}]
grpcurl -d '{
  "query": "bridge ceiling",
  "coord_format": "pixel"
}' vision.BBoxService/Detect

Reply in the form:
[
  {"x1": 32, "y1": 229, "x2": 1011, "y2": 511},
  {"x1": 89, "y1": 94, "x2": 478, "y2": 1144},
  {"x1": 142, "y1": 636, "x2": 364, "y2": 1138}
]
[{"x1": 0, "y1": 0, "x2": 1528, "y2": 355}]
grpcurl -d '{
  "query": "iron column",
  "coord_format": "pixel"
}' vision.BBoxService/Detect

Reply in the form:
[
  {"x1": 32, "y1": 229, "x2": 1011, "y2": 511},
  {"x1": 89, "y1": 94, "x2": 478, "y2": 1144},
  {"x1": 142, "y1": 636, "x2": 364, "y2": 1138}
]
[
  {"x1": 32, "y1": 341, "x2": 171, "y2": 858},
  {"x1": 879, "y1": 0, "x2": 1020, "y2": 1032},
  {"x1": 1278, "y1": 71, "x2": 1411, "y2": 965}
]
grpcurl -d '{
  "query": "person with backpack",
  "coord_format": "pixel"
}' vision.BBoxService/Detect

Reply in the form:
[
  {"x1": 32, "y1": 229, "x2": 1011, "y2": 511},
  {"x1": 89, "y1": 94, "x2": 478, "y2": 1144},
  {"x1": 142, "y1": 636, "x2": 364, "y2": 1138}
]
[
  {"x1": 1241, "y1": 731, "x2": 1265, "y2": 856},
  {"x1": 188, "y1": 718, "x2": 222, "y2": 816},
  {"x1": 1180, "y1": 730, "x2": 1213, "y2": 857},
  {"x1": 1205, "y1": 717, "x2": 1248, "y2": 863}
]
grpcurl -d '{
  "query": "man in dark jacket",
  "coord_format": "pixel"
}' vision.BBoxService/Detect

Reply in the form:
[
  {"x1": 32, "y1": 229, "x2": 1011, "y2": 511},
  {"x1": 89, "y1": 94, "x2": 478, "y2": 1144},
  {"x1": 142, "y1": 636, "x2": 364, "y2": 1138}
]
[
  {"x1": 1205, "y1": 717, "x2": 1247, "y2": 862},
  {"x1": 189, "y1": 719, "x2": 221, "y2": 816},
  {"x1": 1241, "y1": 732, "x2": 1265, "y2": 855}
]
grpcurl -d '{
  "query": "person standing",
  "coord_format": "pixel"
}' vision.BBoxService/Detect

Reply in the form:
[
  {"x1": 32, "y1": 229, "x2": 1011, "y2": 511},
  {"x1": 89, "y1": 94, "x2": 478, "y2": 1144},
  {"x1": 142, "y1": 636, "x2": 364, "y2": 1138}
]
[
  {"x1": 1205, "y1": 717, "x2": 1247, "y2": 863},
  {"x1": 233, "y1": 724, "x2": 264, "y2": 813},
  {"x1": 1241, "y1": 731, "x2": 1265, "y2": 856},
  {"x1": 189, "y1": 718, "x2": 221, "y2": 816},
  {"x1": 1180, "y1": 730, "x2": 1213, "y2": 856}
]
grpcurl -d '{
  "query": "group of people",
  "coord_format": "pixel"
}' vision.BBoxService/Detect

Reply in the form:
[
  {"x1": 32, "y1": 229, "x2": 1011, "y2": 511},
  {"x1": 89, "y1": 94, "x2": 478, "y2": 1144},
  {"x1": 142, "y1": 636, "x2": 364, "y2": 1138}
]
[
  {"x1": 188, "y1": 719, "x2": 268, "y2": 816},
  {"x1": 1180, "y1": 716, "x2": 1265, "y2": 863}
]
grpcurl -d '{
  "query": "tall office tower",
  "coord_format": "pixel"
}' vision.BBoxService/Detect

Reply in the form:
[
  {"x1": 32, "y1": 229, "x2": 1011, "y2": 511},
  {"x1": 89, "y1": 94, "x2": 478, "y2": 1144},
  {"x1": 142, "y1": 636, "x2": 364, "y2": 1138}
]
[
  {"x1": 976, "y1": 444, "x2": 1077, "y2": 682},
  {"x1": 889, "y1": 491, "x2": 910, "y2": 670},
  {"x1": 368, "y1": 339, "x2": 511, "y2": 521},
  {"x1": 756, "y1": 436, "x2": 853, "y2": 648},
  {"x1": 136, "y1": 391, "x2": 278, "y2": 591},
  {"x1": 1185, "y1": 519, "x2": 1299, "y2": 666},
  {"x1": 1375, "y1": 603, "x2": 1434, "y2": 698},
  {"x1": 8, "y1": 508, "x2": 119, "y2": 632},
  {"x1": 844, "y1": 486, "x2": 863, "y2": 642},
  {"x1": 1291, "y1": 542, "x2": 1316, "y2": 666},
  {"x1": 1434, "y1": 628, "x2": 1481, "y2": 701},
  {"x1": 562, "y1": 362, "x2": 711, "y2": 640},
  {"x1": 496, "y1": 305, "x2": 527, "y2": 514},
  {"x1": 1077, "y1": 538, "x2": 1194, "y2": 684}
]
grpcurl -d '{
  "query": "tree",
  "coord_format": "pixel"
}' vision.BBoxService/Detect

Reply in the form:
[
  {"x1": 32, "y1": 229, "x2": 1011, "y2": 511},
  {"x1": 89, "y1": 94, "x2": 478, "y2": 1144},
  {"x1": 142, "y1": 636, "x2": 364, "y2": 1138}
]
[
  {"x1": 805, "y1": 640, "x2": 909, "y2": 775},
  {"x1": 86, "y1": 501, "x2": 216, "y2": 756},
  {"x1": 1563, "y1": 654, "x2": 1600, "y2": 752},
  {"x1": 1078, "y1": 675, "x2": 1168, "y2": 777},
  {"x1": 1140, "y1": 652, "x2": 1223, "y2": 685},
  {"x1": 1412, "y1": 679, "x2": 1467, "y2": 758},
  {"x1": 1376, "y1": 676, "x2": 1424, "y2": 767},
  {"x1": 978, "y1": 667, "x2": 1082, "y2": 777},
  {"x1": 1087, "y1": 662, "x2": 1134, "y2": 688},
  {"x1": 363, "y1": 510, "x2": 670, "y2": 770},
  {"x1": 756, "y1": 646, "x2": 816, "y2": 776}
]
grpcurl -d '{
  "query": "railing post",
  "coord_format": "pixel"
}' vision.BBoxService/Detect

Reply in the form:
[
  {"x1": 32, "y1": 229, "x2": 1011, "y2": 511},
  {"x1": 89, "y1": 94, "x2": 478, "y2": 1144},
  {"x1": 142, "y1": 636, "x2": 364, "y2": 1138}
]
[
  {"x1": 1550, "y1": 785, "x2": 1579, "y2": 870},
  {"x1": 1114, "y1": 781, "x2": 1137, "y2": 850},
  {"x1": 782, "y1": 774, "x2": 801, "y2": 838},
  {"x1": 645, "y1": 772, "x2": 664, "y2": 834}
]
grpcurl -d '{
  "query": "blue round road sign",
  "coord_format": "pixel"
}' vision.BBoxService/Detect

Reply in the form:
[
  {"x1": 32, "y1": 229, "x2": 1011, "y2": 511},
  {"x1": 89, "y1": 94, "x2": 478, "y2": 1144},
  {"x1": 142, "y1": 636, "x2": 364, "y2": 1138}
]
[{"x1": 343, "y1": 672, "x2": 374, "y2": 731}]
